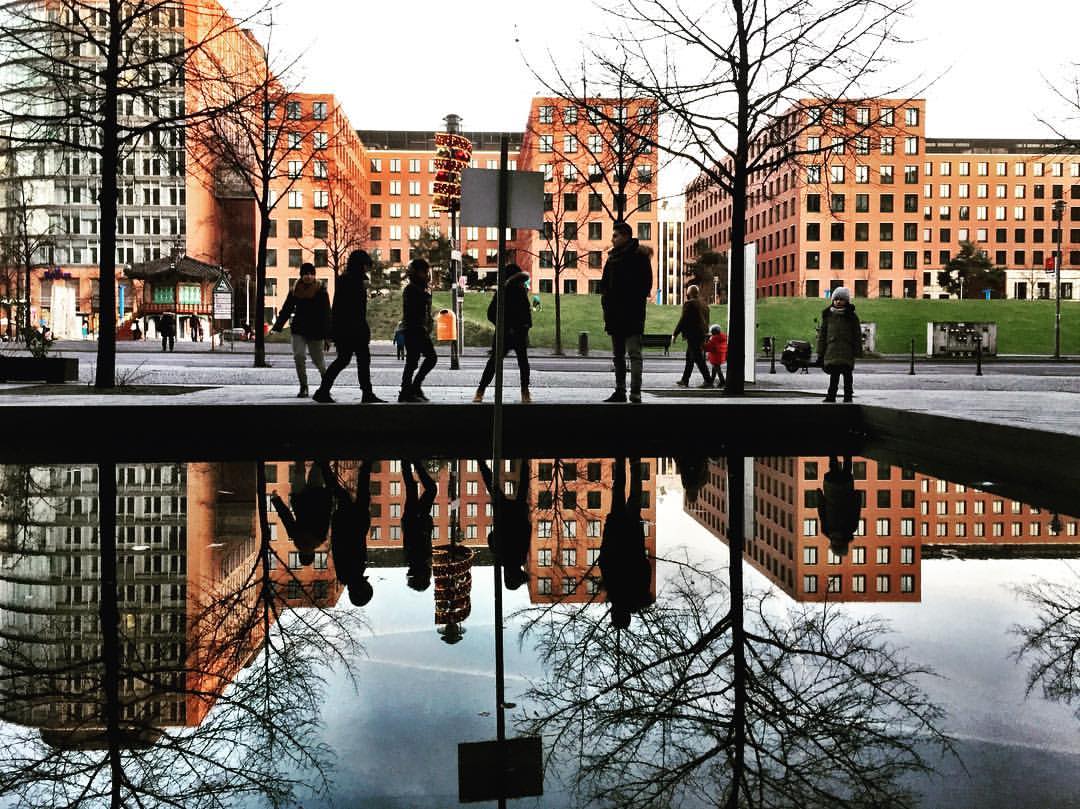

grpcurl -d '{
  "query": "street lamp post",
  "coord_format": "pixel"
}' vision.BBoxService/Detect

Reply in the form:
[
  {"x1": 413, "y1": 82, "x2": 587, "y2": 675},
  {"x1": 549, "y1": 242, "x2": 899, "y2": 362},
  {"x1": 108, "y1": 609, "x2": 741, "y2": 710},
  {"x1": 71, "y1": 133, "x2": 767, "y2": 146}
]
[
  {"x1": 444, "y1": 113, "x2": 463, "y2": 371},
  {"x1": 1054, "y1": 199, "x2": 1065, "y2": 359}
]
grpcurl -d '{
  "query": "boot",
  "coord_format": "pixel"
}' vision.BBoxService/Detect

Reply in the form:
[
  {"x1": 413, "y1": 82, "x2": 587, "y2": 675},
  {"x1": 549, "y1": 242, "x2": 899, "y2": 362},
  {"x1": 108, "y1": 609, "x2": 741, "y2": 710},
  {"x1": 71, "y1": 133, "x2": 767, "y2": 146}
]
[
  {"x1": 473, "y1": 389, "x2": 485, "y2": 403},
  {"x1": 412, "y1": 384, "x2": 429, "y2": 402},
  {"x1": 297, "y1": 385, "x2": 309, "y2": 398},
  {"x1": 361, "y1": 390, "x2": 385, "y2": 403},
  {"x1": 312, "y1": 388, "x2": 334, "y2": 403},
  {"x1": 521, "y1": 386, "x2": 532, "y2": 403}
]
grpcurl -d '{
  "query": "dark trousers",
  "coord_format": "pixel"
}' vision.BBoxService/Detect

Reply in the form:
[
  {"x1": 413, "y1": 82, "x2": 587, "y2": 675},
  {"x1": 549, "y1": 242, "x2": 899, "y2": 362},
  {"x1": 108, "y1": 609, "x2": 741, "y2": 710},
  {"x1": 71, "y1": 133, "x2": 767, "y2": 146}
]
[
  {"x1": 401, "y1": 331, "x2": 437, "y2": 391},
  {"x1": 161, "y1": 335, "x2": 174, "y2": 352},
  {"x1": 611, "y1": 333, "x2": 643, "y2": 395},
  {"x1": 680, "y1": 344, "x2": 710, "y2": 384},
  {"x1": 319, "y1": 335, "x2": 374, "y2": 394},
  {"x1": 825, "y1": 365, "x2": 854, "y2": 399},
  {"x1": 709, "y1": 362, "x2": 726, "y2": 385},
  {"x1": 478, "y1": 330, "x2": 530, "y2": 391}
]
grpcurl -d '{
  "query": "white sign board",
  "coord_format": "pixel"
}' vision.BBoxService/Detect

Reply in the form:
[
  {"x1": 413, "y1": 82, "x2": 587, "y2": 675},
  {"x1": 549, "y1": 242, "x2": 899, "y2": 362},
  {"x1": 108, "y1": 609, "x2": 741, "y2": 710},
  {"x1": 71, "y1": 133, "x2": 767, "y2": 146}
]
[
  {"x1": 460, "y1": 168, "x2": 545, "y2": 229},
  {"x1": 726, "y1": 242, "x2": 757, "y2": 385},
  {"x1": 213, "y1": 276, "x2": 232, "y2": 321}
]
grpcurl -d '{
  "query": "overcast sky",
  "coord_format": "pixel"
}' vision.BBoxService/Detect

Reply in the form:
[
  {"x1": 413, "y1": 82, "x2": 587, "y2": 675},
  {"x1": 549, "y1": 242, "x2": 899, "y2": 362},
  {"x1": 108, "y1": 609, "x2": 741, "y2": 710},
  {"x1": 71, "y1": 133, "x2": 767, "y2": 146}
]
[{"x1": 239, "y1": 0, "x2": 1080, "y2": 190}]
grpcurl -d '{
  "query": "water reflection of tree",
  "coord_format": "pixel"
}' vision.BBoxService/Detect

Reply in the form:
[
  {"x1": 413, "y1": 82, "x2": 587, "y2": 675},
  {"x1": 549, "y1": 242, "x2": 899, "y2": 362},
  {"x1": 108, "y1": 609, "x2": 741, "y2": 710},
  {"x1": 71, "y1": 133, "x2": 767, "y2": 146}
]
[
  {"x1": 520, "y1": 489, "x2": 951, "y2": 808},
  {"x1": 1014, "y1": 571, "x2": 1080, "y2": 716},
  {"x1": 0, "y1": 461, "x2": 365, "y2": 808}
]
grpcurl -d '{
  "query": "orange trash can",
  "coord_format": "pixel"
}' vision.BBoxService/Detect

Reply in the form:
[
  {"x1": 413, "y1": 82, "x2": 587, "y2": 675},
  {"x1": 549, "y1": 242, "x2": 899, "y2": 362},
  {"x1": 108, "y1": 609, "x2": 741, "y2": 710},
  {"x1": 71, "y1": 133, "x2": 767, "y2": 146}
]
[{"x1": 436, "y1": 309, "x2": 457, "y2": 342}]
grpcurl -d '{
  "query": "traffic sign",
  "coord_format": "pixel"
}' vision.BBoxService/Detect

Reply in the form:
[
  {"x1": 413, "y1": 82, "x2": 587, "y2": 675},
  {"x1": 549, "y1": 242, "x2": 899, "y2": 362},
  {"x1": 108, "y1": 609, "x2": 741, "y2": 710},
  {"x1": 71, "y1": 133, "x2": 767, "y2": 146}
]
[{"x1": 213, "y1": 275, "x2": 232, "y2": 321}]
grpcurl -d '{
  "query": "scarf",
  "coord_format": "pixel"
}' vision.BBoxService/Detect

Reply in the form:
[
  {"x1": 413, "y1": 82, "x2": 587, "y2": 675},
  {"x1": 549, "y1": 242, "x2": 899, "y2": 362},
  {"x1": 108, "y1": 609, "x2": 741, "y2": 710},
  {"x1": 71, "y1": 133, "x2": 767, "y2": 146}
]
[{"x1": 293, "y1": 277, "x2": 319, "y2": 300}]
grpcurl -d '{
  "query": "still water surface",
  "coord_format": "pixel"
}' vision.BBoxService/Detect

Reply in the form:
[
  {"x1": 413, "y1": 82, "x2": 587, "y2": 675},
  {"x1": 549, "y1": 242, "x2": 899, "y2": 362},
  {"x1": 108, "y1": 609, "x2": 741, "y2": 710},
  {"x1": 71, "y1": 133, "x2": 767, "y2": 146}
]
[{"x1": 1, "y1": 454, "x2": 1079, "y2": 808}]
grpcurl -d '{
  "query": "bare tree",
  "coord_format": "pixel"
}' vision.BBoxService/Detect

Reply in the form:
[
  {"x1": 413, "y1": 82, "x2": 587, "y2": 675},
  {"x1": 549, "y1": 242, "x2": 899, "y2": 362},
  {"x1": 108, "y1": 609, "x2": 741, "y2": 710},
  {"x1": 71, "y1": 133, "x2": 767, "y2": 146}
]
[
  {"x1": 0, "y1": 145, "x2": 55, "y2": 339},
  {"x1": 543, "y1": 0, "x2": 912, "y2": 394},
  {"x1": 1014, "y1": 571, "x2": 1080, "y2": 719},
  {"x1": 320, "y1": 160, "x2": 367, "y2": 280},
  {"x1": 0, "y1": 0, "x2": 272, "y2": 387}
]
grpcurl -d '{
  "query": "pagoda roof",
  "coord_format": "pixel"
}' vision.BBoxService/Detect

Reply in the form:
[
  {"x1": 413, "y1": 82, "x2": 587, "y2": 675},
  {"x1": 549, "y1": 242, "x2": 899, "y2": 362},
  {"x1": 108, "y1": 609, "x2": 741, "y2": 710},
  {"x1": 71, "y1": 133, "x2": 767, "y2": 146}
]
[{"x1": 124, "y1": 256, "x2": 223, "y2": 282}]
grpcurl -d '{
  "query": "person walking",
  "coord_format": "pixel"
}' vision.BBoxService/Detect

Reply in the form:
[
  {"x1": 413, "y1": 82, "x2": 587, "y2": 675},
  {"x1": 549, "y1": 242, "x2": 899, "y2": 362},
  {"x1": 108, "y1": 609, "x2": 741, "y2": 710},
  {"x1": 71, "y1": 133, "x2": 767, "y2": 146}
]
[
  {"x1": 270, "y1": 461, "x2": 332, "y2": 568},
  {"x1": 272, "y1": 262, "x2": 331, "y2": 398},
  {"x1": 398, "y1": 258, "x2": 438, "y2": 403},
  {"x1": 672, "y1": 284, "x2": 711, "y2": 387},
  {"x1": 473, "y1": 263, "x2": 532, "y2": 403},
  {"x1": 599, "y1": 221, "x2": 653, "y2": 403},
  {"x1": 704, "y1": 324, "x2": 728, "y2": 386},
  {"x1": 312, "y1": 250, "x2": 383, "y2": 404},
  {"x1": 478, "y1": 458, "x2": 531, "y2": 590},
  {"x1": 401, "y1": 459, "x2": 438, "y2": 592},
  {"x1": 392, "y1": 320, "x2": 406, "y2": 361},
  {"x1": 816, "y1": 286, "x2": 862, "y2": 402},
  {"x1": 159, "y1": 312, "x2": 176, "y2": 352}
]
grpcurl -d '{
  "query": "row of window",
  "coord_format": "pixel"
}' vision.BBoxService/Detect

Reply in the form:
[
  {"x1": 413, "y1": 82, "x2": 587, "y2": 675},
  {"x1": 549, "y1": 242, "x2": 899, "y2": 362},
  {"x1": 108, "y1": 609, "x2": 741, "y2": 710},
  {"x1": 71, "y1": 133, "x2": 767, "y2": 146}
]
[
  {"x1": 803, "y1": 573, "x2": 915, "y2": 594},
  {"x1": 806, "y1": 105, "x2": 918, "y2": 128},
  {"x1": 806, "y1": 135, "x2": 918, "y2": 156},
  {"x1": 926, "y1": 160, "x2": 1080, "y2": 179},
  {"x1": 536, "y1": 104, "x2": 651, "y2": 126},
  {"x1": 282, "y1": 100, "x2": 329, "y2": 121},
  {"x1": 545, "y1": 192, "x2": 652, "y2": 213},
  {"x1": 536, "y1": 162, "x2": 653, "y2": 184},
  {"x1": 535, "y1": 576, "x2": 600, "y2": 596},
  {"x1": 537, "y1": 133, "x2": 652, "y2": 156},
  {"x1": 370, "y1": 158, "x2": 519, "y2": 174},
  {"x1": 803, "y1": 545, "x2": 916, "y2": 565}
]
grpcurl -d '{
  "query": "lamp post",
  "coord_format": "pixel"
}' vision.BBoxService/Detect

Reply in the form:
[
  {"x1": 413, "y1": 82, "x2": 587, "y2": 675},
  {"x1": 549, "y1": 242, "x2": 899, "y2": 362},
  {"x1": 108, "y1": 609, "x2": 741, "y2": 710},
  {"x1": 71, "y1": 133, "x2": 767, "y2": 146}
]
[
  {"x1": 1054, "y1": 199, "x2": 1066, "y2": 359},
  {"x1": 444, "y1": 113, "x2": 463, "y2": 370}
]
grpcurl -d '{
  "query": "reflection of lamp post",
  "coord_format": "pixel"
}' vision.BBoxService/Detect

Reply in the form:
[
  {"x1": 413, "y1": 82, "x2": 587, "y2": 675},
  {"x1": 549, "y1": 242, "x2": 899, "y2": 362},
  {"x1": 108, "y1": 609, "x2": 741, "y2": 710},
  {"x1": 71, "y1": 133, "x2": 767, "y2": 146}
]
[
  {"x1": 1054, "y1": 199, "x2": 1066, "y2": 359},
  {"x1": 442, "y1": 113, "x2": 464, "y2": 370}
]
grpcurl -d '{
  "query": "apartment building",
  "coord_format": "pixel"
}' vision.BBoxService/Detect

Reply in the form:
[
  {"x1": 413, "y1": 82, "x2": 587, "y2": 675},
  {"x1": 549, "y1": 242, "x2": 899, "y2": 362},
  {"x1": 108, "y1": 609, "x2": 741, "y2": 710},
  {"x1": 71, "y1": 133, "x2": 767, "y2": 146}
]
[
  {"x1": 688, "y1": 455, "x2": 1080, "y2": 604},
  {"x1": 685, "y1": 99, "x2": 1080, "y2": 301},
  {"x1": 657, "y1": 199, "x2": 686, "y2": 305},
  {"x1": 517, "y1": 97, "x2": 660, "y2": 295},
  {"x1": 356, "y1": 130, "x2": 522, "y2": 280}
]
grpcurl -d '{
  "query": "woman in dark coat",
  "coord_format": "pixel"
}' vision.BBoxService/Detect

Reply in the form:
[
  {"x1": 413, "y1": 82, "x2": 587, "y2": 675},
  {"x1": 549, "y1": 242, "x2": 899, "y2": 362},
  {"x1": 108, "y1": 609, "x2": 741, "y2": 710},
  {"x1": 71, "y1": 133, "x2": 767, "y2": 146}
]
[
  {"x1": 271, "y1": 263, "x2": 331, "y2": 398},
  {"x1": 313, "y1": 250, "x2": 383, "y2": 404},
  {"x1": 478, "y1": 458, "x2": 531, "y2": 590},
  {"x1": 672, "y1": 284, "x2": 711, "y2": 387},
  {"x1": 473, "y1": 264, "x2": 533, "y2": 403},
  {"x1": 816, "y1": 286, "x2": 863, "y2": 402}
]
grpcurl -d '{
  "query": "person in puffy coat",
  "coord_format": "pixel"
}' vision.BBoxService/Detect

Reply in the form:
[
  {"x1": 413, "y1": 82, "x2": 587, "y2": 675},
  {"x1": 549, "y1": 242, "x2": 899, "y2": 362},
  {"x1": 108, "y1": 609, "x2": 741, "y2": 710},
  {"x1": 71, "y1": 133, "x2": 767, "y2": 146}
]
[
  {"x1": 599, "y1": 222, "x2": 653, "y2": 403},
  {"x1": 816, "y1": 286, "x2": 862, "y2": 402},
  {"x1": 704, "y1": 324, "x2": 728, "y2": 386}
]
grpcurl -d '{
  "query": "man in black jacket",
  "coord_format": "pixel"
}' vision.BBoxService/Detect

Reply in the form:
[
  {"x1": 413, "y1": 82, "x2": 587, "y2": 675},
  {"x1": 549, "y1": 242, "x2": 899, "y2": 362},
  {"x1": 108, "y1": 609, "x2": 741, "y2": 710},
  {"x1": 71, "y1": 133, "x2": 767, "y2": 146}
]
[
  {"x1": 313, "y1": 250, "x2": 383, "y2": 404},
  {"x1": 473, "y1": 263, "x2": 532, "y2": 403},
  {"x1": 599, "y1": 222, "x2": 653, "y2": 403},
  {"x1": 322, "y1": 460, "x2": 374, "y2": 606},
  {"x1": 598, "y1": 457, "x2": 653, "y2": 628},
  {"x1": 398, "y1": 259, "x2": 438, "y2": 403}
]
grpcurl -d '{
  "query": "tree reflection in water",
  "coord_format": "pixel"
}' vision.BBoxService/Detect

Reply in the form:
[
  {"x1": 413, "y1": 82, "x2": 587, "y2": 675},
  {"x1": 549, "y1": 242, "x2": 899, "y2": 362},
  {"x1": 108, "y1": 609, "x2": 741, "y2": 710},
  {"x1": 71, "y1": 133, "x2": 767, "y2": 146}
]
[
  {"x1": 0, "y1": 461, "x2": 366, "y2": 808},
  {"x1": 518, "y1": 458, "x2": 953, "y2": 809},
  {"x1": 1014, "y1": 572, "x2": 1080, "y2": 715}
]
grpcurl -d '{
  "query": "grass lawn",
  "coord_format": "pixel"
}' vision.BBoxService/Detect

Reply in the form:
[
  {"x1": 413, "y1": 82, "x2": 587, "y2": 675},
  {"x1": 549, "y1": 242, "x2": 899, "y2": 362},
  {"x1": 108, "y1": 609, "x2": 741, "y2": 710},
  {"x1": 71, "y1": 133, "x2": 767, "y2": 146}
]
[{"x1": 368, "y1": 291, "x2": 1080, "y2": 355}]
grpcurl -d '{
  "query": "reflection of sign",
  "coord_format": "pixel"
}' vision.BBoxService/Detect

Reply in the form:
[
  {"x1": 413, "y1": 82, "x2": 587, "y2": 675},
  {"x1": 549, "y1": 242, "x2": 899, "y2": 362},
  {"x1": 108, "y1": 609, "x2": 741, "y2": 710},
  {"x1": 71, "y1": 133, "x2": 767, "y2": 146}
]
[
  {"x1": 433, "y1": 132, "x2": 473, "y2": 211},
  {"x1": 458, "y1": 737, "x2": 543, "y2": 803},
  {"x1": 212, "y1": 276, "x2": 232, "y2": 321}
]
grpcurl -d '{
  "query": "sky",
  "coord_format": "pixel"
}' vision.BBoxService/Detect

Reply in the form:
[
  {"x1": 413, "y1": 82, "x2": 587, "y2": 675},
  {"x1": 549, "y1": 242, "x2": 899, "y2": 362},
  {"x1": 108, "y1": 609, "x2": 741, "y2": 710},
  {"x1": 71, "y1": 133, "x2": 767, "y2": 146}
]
[{"x1": 235, "y1": 0, "x2": 1080, "y2": 190}]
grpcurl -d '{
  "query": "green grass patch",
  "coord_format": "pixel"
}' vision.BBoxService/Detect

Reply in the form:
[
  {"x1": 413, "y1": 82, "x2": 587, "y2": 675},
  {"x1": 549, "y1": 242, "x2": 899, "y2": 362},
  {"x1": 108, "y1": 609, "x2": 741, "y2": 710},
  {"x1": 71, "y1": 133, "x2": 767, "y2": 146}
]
[{"x1": 369, "y1": 291, "x2": 1080, "y2": 355}]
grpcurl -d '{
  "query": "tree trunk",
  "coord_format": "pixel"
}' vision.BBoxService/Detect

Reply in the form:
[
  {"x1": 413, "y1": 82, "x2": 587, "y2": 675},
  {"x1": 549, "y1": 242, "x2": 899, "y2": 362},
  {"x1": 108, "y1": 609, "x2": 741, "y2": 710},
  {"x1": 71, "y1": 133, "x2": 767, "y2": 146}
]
[
  {"x1": 554, "y1": 270, "x2": 563, "y2": 355},
  {"x1": 94, "y1": 3, "x2": 122, "y2": 389},
  {"x1": 724, "y1": 8, "x2": 751, "y2": 397},
  {"x1": 726, "y1": 454, "x2": 747, "y2": 809},
  {"x1": 97, "y1": 460, "x2": 123, "y2": 802},
  {"x1": 253, "y1": 213, "x2": 271, "y2": 367}
]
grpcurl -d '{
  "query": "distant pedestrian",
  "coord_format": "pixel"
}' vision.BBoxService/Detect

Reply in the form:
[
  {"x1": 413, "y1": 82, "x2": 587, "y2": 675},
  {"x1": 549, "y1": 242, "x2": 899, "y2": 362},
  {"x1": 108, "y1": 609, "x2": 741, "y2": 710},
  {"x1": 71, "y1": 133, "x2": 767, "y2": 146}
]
[
  {"x1": 131, "y1": 322, "x2": 141, "y2": 342},
  {"x1": 401, "y1": 460, "x2": 437, "y2": 591},
  {"x1": 704, "y1": 324, "x2": 727, "y2": 386},
  {"x1": 531, "y1": 294, "x2": 542, "y2": 312},
  {"x1": 313, "y1": 250, "x2": 384, "y2": 404},
  {"x1": 473, "y1": 263, "x2": 532, "y2": 403},
  {"x1": 160, "y1": 312, "x2": 176, "y2": 352},
  {"x1": 672, "y1": 284, "x2": 711, "y2": 388},
  {"x1": 324, "y1": 460, "x2": 374, "y2": 606},
  {"x1": 598, "y1": 457, "x2": 653, "y2": 629},
  {"x1": 189, "y1": 315, "x2": 200, "y2": 342},
  {"x1": 393, "y1": 320, "x2": 406, "y2": 360},
  {"x1": 599, "y1": 221, "x2": 653, "y2": 403},
  {"x1": 816, "y1": 286, "x2": 862, "y2": 403},
  {"x1": 270, "y1": 461, "x2": 332, "y2": 568},
  {"x1": 397, "y1": 258, "x2": 437, "y2": 403},
  {"x1": 272, "y1": 262, "x2": 331, "y2": 398}
]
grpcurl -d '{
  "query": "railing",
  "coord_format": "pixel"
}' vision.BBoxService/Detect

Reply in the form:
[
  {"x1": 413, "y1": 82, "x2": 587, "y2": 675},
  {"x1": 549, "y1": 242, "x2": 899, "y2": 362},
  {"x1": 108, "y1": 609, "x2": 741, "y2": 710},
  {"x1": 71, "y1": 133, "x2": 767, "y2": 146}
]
[{"x1": 138, "y1": 303, "x2": 210, "y2": 315}]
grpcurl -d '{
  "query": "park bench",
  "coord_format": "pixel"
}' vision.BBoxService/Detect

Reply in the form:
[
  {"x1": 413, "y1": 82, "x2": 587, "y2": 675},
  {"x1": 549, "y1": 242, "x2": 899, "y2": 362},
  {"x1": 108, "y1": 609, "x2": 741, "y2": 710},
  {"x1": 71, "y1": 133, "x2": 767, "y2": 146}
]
[{"x1": 641, "y1": 333, "x2": 673, "y2": 355}]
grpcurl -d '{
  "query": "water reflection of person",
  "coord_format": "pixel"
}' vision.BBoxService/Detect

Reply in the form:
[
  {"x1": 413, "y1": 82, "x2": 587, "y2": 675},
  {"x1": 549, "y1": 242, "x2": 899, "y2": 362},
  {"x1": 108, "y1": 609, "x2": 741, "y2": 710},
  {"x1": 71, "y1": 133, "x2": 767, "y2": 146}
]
[
  {"x1": 817, "y1": 456, "x2": 861, "y2": 557},
  {"x1": 599, "y1": 458, "x2": 654, "y2": 628},
  {"x1": 676, "y1": 456, "x2": 708, "y2": 505},
  {"x1": 401, "y1": 460, "x2": 437, "y2": 591},
  {"x1": 478, "y1": 458, "x2": 531, "y2": 590},
  {"x1": 271, "y1": 461, "x2": 332, "y2": 567},
  {"x1": 323, "y1": 460, "x2": 373, "y2": 606}
]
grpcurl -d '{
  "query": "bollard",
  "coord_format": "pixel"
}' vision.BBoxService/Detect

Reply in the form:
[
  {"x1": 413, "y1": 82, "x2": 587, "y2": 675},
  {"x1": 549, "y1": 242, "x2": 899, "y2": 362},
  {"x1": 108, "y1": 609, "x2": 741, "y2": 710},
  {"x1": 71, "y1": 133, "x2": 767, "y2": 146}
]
[
  {"x1": 909, "y1": 338, "x2": 915, "y2": 375},
  {"x1": 975, "y1": 334, "x2": 983, "y2": 376},
  {"x1": 578, "y1": 331, "x2": 589, "y2": 357},
  {"x1": 769, "y1": 336, "x2": 777, "y2": 374}
]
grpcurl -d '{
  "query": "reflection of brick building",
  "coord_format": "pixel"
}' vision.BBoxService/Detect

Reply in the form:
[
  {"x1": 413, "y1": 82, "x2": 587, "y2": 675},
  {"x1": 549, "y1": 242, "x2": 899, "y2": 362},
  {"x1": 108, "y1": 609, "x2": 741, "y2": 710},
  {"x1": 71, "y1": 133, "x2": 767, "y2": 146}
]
[
  {"x1": 689, "y1": 456, "x2": 1080, "y2": 604},
  {"x1": 526, "y1": 459, "x2": 658, "y2": 605}
]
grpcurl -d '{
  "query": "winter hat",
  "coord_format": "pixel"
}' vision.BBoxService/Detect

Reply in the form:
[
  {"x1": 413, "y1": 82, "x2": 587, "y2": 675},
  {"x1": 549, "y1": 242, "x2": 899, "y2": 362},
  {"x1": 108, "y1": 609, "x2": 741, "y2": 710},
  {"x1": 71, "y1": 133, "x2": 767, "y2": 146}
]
[
  {"x1": 299, "y1": 262, "x2": 317, "y2": 277},
  {"x1": 831, "y1": 286, "x2": 851, "y2": 302},
  {"x1": 500, "y1": 263, "x2": 527, "y2": 284},
  {"x1": 710, "y1": 324, "x2": 722, "y2": 334}
]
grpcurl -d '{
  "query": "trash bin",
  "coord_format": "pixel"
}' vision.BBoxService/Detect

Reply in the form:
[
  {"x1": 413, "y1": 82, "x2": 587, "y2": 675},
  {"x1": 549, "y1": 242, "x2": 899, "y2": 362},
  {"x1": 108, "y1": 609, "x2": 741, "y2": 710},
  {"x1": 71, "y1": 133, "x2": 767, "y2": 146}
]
[
  {"x1": 578, "y1": 331, "x2": 588, "y2": 357},
  {"x1": 436, "y1": 309, "x2": 457, "y2": 342}
]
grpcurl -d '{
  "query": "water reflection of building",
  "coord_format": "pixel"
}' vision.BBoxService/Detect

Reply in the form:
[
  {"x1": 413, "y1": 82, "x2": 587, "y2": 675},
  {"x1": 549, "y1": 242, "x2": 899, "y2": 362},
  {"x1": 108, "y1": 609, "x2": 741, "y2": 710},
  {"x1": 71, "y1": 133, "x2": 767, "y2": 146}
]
[
  {"x1": 689, "y1": 456, "x2": 1080, "y2": 603},
  {"x1": 527, "y1": 459, "x2": 658, "y2": 604}
]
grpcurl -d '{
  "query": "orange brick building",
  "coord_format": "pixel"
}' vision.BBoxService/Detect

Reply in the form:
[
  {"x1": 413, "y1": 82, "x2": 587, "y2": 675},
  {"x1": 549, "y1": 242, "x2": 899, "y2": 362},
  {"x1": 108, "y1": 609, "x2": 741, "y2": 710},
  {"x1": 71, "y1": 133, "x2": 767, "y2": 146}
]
[{"x1": 685, "y1": 99, "x2": 1080, "y2": 301}]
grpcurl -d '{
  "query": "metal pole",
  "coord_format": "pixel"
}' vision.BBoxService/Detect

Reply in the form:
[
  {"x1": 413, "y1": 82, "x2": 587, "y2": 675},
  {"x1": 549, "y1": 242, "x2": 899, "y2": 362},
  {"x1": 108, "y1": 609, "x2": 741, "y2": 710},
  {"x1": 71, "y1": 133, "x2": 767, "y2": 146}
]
[
  {"x1": 492, "y1": 135, "x2": 510, "y2": 753},
  {"x1": 450, "y1": 205, "x2": 460, "y2": 370},
  {"x1": 768, "y1": 337, "x2": 776, "y2": 374},
  {"x1": 975, "y1": 333, "x2": 983, "y2": 376},
  {"x1": 909, "y1": 337, "x2": 915, "y2": 375},
  {"x1": 245, "y1": 274, "x2": 251, "y2": 328},
  {"x1": 1055, "y1": 200, "x2": 1065, "y2": 359}
]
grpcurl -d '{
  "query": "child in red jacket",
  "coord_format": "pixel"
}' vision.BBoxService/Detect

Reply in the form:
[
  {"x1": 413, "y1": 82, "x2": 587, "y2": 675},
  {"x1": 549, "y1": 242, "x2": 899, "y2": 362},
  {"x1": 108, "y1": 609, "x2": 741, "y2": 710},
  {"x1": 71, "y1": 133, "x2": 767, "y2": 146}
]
[{"x1": 704, "y1": 325, "x2": 727, "y2": 386}]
